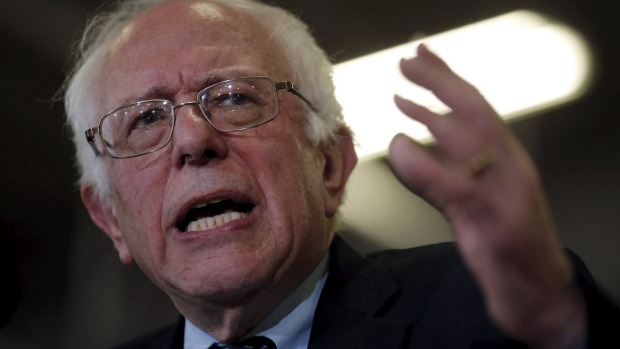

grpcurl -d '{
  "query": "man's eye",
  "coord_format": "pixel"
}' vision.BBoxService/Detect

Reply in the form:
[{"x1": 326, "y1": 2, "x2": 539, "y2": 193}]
[
  {"x1": 130, "y1": 108, "x2": 169, "y2": 132},
  {"x1": 217, "y1": 93, "x2": 256, "y2": 107}
]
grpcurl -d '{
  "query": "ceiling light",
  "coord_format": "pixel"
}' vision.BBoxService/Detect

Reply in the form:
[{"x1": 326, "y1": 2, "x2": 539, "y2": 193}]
[{"x1": 333, "y1": 10, "x2": 593, "y2": 160}]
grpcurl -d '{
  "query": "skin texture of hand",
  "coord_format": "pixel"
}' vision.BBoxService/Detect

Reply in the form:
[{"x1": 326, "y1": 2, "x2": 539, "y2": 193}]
[{"x1": 388, "y1": 44, "x2": 587, "y2": 349}]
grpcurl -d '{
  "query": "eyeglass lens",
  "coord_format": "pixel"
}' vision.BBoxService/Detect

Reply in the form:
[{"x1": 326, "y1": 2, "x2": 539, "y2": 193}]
[{"x1": 99, "y1": 77, "x2": 280, "y2": 158}]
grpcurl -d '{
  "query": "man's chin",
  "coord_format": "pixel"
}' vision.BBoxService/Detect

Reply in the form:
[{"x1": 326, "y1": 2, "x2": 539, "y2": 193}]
[{"x1": 163, "y1": 263, "x2": 278, "y2": 305}]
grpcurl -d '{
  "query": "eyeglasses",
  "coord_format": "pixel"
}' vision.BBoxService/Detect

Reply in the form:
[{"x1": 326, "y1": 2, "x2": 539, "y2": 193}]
[{"x1": 85, "y1": 76, "x2": 317, "y2": 159}]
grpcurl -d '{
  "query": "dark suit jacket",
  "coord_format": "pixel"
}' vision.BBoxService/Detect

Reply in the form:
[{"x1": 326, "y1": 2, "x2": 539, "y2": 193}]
[{"x1": 112, "y1": 237, "x2": 620, "y2": 349}]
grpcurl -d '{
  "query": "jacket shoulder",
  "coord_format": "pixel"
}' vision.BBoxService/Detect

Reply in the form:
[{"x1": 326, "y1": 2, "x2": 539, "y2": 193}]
[{"x1": 366, "y1": 242, "x2": 463, "y2": 282}]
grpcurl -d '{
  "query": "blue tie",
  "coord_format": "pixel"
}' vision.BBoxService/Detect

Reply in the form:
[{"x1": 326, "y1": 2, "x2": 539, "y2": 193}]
[{"x1": 208, "y1": 336, "x2": 277, "y2": 349}]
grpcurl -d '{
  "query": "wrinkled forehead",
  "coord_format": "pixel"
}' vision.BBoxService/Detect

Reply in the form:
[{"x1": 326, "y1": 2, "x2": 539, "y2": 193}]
[
  {"x1": 108, "y1": 1, "x2": 281, "y2": 61},
  {"x1": 111, "y1": 2, "x2": 231, "y2": 53},
  {"x1": 98, "y1": 0, "x2": 290, "y2": 107}
]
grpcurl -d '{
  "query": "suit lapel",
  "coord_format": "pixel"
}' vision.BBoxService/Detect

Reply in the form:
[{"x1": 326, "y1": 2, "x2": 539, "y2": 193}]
[
  {"x1": 162, "y1": 317, "x2": 185, "y2": 349},
  {"x1": 309, "y1": 237, "x2": 411, "y2": 349},
  {"x1": 309, "y1": 306, "x2": 411, "y2": 349}
]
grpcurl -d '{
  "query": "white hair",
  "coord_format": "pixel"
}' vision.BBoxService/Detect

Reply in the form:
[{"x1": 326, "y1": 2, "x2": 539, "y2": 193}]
[{"x1": 63, "y1": 0, "x2": 346, "y2": 198}]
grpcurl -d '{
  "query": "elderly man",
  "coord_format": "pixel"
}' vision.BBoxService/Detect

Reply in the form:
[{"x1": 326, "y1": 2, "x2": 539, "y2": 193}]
[{"x1": 63, "y1": 0, "x2": 617, "y2": 348}]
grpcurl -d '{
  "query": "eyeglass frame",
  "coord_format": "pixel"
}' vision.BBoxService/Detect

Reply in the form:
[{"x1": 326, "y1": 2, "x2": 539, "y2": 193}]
[{"x1": 84, "y1": 76, "x2": 318, "y2": 159}]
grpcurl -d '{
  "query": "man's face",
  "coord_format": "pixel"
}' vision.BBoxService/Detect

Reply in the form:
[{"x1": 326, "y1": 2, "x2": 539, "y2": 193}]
[{"x1": 84, "y1": 1, "x2": 354, "y2": 313}]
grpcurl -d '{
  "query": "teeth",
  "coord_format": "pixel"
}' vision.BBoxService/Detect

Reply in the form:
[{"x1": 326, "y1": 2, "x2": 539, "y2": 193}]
[
  {"x1": 186, "y1": 211, "x2": 247, "y2": 232},
  {"x1": 188, "y1": 221, "x2": 200, "y2": 232},
  {"x1": 194, "y1": 199, "x2": 223, "y2": 209}
]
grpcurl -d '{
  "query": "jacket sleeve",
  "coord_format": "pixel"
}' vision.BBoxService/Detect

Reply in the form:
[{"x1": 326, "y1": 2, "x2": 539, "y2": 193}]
[{"x1": 567, "y1": 250, "x2": 620, "y2": 348}]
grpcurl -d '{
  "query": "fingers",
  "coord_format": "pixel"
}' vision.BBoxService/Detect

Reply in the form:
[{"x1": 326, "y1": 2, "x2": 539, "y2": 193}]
[
  {"x1": 389, "y1": 85, "x2": 492, "y2": 210},
  {"x1": 388, "y1": 133, "x2": 450, "y2": 208},
  {"x1": 395, "y1": 44, "x2": 512, "y2": 165},
  {"x1": 400, "y1": 44, "x2": 494, "y2": 120},
  {"x1": 393, "y1": 94, "x2": 437, "y2": 126},
  {"x1": 393, "y1": 94, "x2": 483, "y2": 163},
  {"x1": 388, "y1": 43, "x2": 525, "y2": 221}
]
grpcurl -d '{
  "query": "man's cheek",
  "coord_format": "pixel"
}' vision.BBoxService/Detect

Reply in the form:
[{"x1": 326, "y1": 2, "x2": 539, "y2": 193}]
[{"x1": 113, "y1": 166, "x2": 165, "y2": 202}]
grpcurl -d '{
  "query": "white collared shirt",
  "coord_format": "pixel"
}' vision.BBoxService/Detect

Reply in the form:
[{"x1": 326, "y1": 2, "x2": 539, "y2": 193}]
[{"x1": 184, "y1": 257, "x2": 328, "y2": 349}]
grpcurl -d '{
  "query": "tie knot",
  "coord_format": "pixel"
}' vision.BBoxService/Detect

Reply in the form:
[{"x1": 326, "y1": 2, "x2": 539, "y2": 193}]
[{"x1": 208, "y1": 336, "x2": 276, "y2": 349}]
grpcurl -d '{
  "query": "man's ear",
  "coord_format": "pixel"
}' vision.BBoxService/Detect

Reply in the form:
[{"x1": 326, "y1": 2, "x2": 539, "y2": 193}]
[
  {"x1": 81, "y1": 185, "x2": 134, "y2": 265},
  {"x1": 323, "y1": 127, "x2": 358, "y2": 217}
]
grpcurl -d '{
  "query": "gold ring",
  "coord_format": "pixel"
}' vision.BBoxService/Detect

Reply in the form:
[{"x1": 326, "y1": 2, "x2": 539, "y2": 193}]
[{"x1": 466, "y1": 149, "x2": 494, "y2": 176}]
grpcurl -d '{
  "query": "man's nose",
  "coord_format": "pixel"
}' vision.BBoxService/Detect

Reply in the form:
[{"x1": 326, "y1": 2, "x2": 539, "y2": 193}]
[{"x1": 170, "y1": 102, "x2": 228, "y2": 167}]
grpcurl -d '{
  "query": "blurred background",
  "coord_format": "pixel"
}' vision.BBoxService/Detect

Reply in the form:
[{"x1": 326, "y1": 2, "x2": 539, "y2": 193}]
[{"x1": 1, "y1": 0, "x2": 619, "y2": 348}]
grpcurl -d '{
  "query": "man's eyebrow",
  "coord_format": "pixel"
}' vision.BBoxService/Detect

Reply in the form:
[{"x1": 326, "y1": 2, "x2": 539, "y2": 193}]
[
  {"x1": 116, "y1": 71, "x2": 252, "y2": 106},
  {"x1": 130, "y1": 75, "x2": 220, "y2": 101},
  {"x1": 116, "y1": 83, "x2": 176, "y2": 105},
  {"x1": 198, "y1": 75, "x2": 220, "y2": 89}
]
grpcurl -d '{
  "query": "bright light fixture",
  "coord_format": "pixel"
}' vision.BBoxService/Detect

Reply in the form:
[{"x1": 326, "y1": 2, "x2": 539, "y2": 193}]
[{"x1": 333, "y1": 10, "x2": 593, "y2": 160}]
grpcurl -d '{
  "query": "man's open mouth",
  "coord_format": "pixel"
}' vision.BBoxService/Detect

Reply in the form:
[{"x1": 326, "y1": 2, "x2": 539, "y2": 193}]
[{"x1": 176, "y1": 199, "x2": 255, "y2": 232}]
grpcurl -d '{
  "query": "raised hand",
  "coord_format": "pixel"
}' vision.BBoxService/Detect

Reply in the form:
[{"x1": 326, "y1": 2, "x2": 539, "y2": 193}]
[{"x1": 388, "y1": 44, "x2": 586, "y2": 349}]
